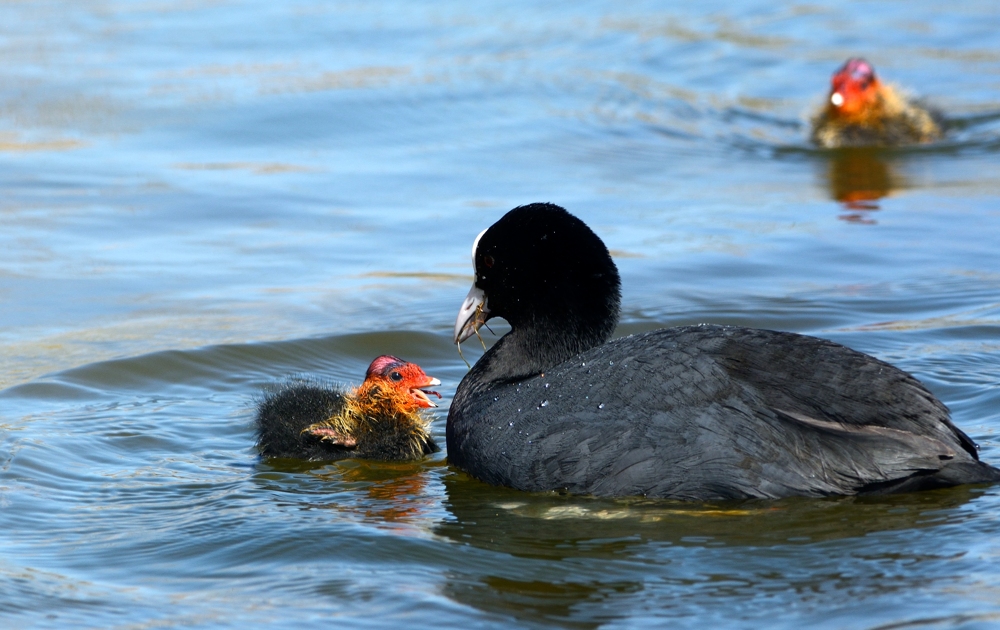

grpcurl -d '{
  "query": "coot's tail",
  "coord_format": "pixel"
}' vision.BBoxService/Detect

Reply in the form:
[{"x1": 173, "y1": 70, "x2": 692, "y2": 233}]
[
  {"x1": 936, "y1": 460, "x2": 1000, "y2": 485},
  {"x1": 860, "y1": 460, "x2": 1000, "y2": 496}
]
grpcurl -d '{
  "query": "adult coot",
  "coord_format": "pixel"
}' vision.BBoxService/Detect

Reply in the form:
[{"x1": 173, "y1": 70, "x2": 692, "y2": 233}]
[
  {"x1": 811, "y1": 58, "x2": 941, "y2": 148},
  {"x1": 447, "y1": 203, "x2": 1000, "y2": 499},
  {"x1": 257, "y1": 355, "x2": 441, "y2": 461}
]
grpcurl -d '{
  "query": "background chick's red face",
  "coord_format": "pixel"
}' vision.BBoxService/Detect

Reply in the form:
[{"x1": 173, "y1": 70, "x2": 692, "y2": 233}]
[{"x1": 830, "y1": 58, "x2": 880, "y2": 116}]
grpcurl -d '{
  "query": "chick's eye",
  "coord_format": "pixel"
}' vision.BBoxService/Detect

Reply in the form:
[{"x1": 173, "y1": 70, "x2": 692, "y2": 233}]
[
  {"x1": 389, "y1": 371, "x2": 403, "y2": 382},
  {"x1": 483, "y1": 255, "x2": 494, "y2": 268}
]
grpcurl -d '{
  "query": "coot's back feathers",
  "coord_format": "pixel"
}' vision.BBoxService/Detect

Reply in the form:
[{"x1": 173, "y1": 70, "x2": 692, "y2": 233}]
[{"x1": 448, "y1": 204, "x2": 1000, "y2": 499}]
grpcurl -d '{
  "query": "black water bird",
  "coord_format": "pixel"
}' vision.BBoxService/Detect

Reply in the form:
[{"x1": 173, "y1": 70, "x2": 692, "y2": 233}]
[{"x1": 447, "y1": 203, "x2": 1000, "y2": 499}]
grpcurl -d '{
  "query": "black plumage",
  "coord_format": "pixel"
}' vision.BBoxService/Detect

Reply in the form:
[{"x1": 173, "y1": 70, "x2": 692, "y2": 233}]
[{"x1": 447, "y1": 203, "x2": 1000, "y2": 499}]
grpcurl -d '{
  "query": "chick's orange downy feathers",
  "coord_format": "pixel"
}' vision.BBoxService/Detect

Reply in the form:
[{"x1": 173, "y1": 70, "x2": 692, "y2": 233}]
[
  {"x1": 811, "y1": 58, "x2": 941, "y2": 148},
  {"x1": 255, "y1": 355, "x2": 441, "y2": 461}
]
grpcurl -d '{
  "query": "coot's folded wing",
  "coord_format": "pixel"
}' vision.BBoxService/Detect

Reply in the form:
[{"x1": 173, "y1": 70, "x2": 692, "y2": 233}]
[{"x1": 455, "y1": 326, "x2": 975, "y2": 499}]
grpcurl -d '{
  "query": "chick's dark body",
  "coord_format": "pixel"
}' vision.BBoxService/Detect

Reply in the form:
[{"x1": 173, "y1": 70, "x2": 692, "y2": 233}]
[{"x1": 257, "y1": 379, "x2": 440, "y2": 462}]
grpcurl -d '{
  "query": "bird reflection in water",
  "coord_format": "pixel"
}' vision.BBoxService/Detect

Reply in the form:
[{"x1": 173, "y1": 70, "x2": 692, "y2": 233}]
[
  {"x1": 288, "y1": 459, "x2": 444, "y2": 529},
  {"x1": 434, "y1": 473, "x2": 987, "y2": 627},
  {"x1": 822, "y1": 148, "x2": 905, "y2": 224}
]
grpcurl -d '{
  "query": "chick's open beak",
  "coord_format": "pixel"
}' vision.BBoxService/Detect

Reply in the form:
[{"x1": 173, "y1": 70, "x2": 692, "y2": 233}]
[
  {"x1": 411, "y1": 376, "x2": 442, "y2": 408},
  {"x1": 454, "y1": 284, "x2": 488, "y2": 344}
]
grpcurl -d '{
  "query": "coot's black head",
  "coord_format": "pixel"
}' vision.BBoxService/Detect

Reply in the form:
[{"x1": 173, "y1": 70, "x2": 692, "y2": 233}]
[{"x1": 454, "y1": 203, "x2": 621, "y2": 357}]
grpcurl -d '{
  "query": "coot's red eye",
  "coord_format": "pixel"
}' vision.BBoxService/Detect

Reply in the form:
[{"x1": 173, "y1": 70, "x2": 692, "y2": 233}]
[{"x1": 483, "y1": 255, "x2": 494, "y2": 268}]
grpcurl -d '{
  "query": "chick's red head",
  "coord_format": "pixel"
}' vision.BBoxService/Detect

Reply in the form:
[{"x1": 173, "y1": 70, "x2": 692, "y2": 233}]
[
  {"x1": 829, "y1": 58, "x2": 880, "y2": 117},
  {"x1": 364, "y1": 355, "x2": 442, "y2": 410}
]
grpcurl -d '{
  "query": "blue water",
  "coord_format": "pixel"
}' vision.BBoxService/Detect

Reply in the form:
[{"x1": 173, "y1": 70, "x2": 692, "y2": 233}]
[{"x1": 2, "y1": 1, "x2": 1000, "y2": 628}]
